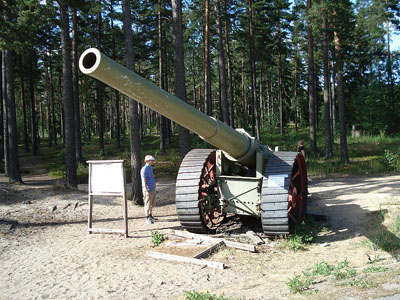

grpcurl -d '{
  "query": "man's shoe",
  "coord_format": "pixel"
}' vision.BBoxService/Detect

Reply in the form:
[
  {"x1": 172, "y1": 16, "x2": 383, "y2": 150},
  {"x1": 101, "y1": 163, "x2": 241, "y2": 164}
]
[
  {"x1": 149, "y1": 214, "x2": 158, "y2": 221},
  {"x1": 145, "y1": 217, "x2": 153, "y2": 224}
]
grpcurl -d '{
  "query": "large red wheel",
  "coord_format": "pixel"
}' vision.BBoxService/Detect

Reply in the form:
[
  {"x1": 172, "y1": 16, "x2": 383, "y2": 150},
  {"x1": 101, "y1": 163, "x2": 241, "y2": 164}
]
[
  {"x1": 288, "y1": 154, "x2": 308, "y2": 229},
  {"x1": 175, "y1": 149, "x2": 224, "y2": 233},
  {"x1": 198, "y1": 151, "x2": 225, "y2": 230}
]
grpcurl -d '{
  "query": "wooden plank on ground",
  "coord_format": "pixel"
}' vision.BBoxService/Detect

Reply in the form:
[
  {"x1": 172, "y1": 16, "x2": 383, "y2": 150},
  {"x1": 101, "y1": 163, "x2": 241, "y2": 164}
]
[
  {"x1": 194, "y1": 241, "x2": 225, "y2": 259},
  {"x1": 146, "y1": 251, "x2": 225, "y2": 270},
  {"x1": 173, "y1": 230, "x2": 256, "y2": 252},
  {"x1": 88, "y1": 228, "x2": 126, "y2": 234}
]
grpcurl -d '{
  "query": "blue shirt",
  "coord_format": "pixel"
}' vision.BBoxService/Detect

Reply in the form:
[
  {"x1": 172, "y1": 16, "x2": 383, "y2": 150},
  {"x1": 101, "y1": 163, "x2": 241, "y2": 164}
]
[{"x1": 141, "y1": 164, "x2": 156, "y2": 192}]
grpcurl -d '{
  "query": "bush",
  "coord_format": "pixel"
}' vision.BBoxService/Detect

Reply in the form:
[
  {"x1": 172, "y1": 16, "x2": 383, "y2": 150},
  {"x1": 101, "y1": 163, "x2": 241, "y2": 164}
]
[
  {"x1": 286, "y1": 274, "x2": 313, "y2": 294},
  {"x1": 151, "y1": 230, "x2": 164, "y2": 247},
  {"x1": 382, "y1": 149, "x2": 398, "y2": 170}
]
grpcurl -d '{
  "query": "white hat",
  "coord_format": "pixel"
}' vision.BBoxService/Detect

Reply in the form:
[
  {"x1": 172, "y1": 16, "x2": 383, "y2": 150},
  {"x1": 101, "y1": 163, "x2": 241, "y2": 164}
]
[{"x1": 145, "y1": 155, "x2": 155, "y2": 162}]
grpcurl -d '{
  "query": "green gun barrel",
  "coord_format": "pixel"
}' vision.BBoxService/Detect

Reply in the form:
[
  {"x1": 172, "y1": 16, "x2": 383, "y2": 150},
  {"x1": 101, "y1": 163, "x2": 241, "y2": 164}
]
[{"x1": 79, "y1": 48, "x2": 258, "y2": 162}]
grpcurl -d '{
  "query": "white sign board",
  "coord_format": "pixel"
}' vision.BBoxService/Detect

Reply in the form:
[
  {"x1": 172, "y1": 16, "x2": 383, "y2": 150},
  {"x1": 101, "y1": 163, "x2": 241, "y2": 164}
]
[
  {"x1": 89, "y1": 161, "x2": 125, "y2": 195},
  {"x1": 87, "y1": 160, "x2": 128, "y2": 237},
  {"x1": 267, "y1": 175, "x2": 287, "y2": 188}
]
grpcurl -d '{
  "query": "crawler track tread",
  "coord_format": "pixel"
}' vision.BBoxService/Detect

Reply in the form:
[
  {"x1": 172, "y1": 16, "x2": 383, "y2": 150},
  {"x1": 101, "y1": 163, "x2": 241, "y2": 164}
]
[
  {"x1": 175, "y1": 149, "x2": 215, "y2": 233},
  {"x1": 261, "y1": 152, "x2": 299, "y2": 236}
]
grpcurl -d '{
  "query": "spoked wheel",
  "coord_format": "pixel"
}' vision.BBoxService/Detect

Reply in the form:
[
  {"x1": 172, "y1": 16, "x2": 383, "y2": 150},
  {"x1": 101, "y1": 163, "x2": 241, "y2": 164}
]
[
  {"x1": 261, "y1": 152, "x2": 308, "y2": 236},
  {"x1": 288, "y1": 154, "x2": 308, "y2": 229},
  {"x1": 199, "y1": 151, "x2": 225, "y2": 230},
  {"x1": 175, "y1": 149, "x2": 224, "y2": 233}
]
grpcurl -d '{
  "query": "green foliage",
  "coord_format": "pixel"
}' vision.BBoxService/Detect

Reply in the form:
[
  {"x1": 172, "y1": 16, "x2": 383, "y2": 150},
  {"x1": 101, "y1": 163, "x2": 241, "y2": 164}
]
[
  {"x1": 287, "y1": 258, "x2": 389, "y2": 294},
  {"x1": 184, "y1": 291, "x2": 242, "y2": 300},
  {"x1": 310, "y1": 262, "x2": 334, "y2": 277},
  {"x1": 363, "y1": 266, "x2": 389, "y2": 273},
  {"x1": 286, "y1": 274, "x2": 314, "y2": 294},
  {"x1": 332, "y1": 260, "x2": 357, "y2": 280},
  {"x1": 367, "y1": 254, "x2": 385, "y2": 264},
  {"x1": 280, "y1": 220, "x2": 315, "y2": 251},
  {"x1": 382, "y1": 149, "x2": 398, "y2": 171},
  {"x1": 151, "y1": 230, "x2": 164, "y2": 247},
  {"x1": 340, "y1": 278, "x2": 377, "y2": 289}
]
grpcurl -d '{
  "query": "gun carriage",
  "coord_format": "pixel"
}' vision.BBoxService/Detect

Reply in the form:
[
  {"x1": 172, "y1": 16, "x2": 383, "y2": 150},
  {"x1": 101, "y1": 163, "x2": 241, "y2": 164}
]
[{"x1": 79, "y1": 48, "x2": 308, "y2": 236}]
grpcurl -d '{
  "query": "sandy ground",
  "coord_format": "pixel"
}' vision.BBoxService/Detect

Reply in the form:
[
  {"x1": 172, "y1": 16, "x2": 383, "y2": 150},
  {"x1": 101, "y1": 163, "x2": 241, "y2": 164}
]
[{"x1": 1, "y1": 172, "x2": 400, "y2": 300}]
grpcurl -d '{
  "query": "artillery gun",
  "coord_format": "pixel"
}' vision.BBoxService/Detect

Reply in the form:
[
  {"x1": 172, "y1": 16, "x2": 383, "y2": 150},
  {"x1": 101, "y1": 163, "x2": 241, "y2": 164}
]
[{"x1": 79, "y1": 48, "x2": 308, "y2": 236}]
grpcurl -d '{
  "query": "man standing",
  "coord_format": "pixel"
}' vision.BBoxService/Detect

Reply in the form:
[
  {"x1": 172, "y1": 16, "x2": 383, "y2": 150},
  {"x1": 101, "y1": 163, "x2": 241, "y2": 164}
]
[{"x1": 141, "y1": 155, "x2": 156, "y2": 224}]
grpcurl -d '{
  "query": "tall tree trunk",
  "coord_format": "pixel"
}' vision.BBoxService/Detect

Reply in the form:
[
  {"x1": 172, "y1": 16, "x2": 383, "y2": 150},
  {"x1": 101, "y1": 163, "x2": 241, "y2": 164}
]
[
  {"x1": 29, "y1": 51, "x2": 38, "y2": 155},
  {"x1": 110, "y1": 0, "x2": 120, "y2": 148},
  {"x1": 45, "y1": 57, "x2": 52, "y2": 147},
  {"x1": 215, "y1": 0, "x2": 230, "y2": 125},
  {"x1": 58, "y1": 0, "x2": 77, "y2": 187},
  {"x1": 322, "y1": 12, "x2": 333, "y2": 158},
  {"x1": 241, "y1": 56, "x2": 247, "y2": 127},
  {"x1": 0, "y1": 51, "x2": 3, "y2": 162},
  {"x1": 158, "y1": 0, "x2": 166, "y2": 154},
  {"x1": 49, "y1": 53, "x2": 57, "y2": 146},
  {"x1": 72, "y1": 8, "x2": 82, "y2": 163},
  {"x1": 122, "y1": 0, "x2": 143, "y2": 204},
  {"x1": 294, "y1": 46, "x2": 299, "y2": 131},
  {"x1": 330, "y1": 60, "x2": 336, "y2": 137},
  {"x1": 2, "y1": 51, "x2": 9, "y2": 176},
  {"x1": 19, "y1": 55, "x2": 29, "y2": 152},
  {"x1": 172, "y1": 0, "x2": 191, "y2": 159},
  {"x1": 4, "y1": 50, "x2": 22, "y2": 183},
  {"x1": 248, "y1": 0, "x2": 259, "y2": 139},
  {"x1": 223, "y1": 0, "x2": 235, "y2": 128},
  {"x1": 307, "y1": 0, "x2": 317, "y2": 154},
  {"x1": 385, "y1": 1, "x2": 394, "y2": 131},
  {"x1": 97, "y1": 0, "x2": 105, "y2": 154},
  {"x1": 277, "y1": 9, "x2": 283, "y2": 136},
  {"x1": 334, "y1": 31, "x2": 349, "y2": 164},
  {"x1": 204, "y1": 0, "x2": 212, "y2": 116}
]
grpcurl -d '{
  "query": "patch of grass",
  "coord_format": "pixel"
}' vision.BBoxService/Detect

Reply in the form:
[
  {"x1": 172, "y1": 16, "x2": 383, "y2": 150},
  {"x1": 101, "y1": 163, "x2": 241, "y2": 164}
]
[
  {"x1": 374, "y1": 231, "x2": 400, "y2": 252},
  {"x1": 340, "y1": 278, "x2": 377, "y2": 289},
  {"x1": 363, "y1": 266, "x2": 390, "y2": 273},
  {"x1": 151, "y1": 230, "x2": 164, "y2": 247},
  {"x1": 310, "y1": 262, "x2": 335, "y2": 276},
  {"x1": 286, "y1": 274, "x2": 314, "y2": 294},
  {"x1": 392, "y1": 215, "x2": 400, "y2": 233},
  {"x1": 280, "y1": 217, "x2": 317, "y2": 251},
  {"x1": 367, "y1": 254, "x2": 385, "y2": 264},
  {"x1": 184, "y1": 291, "x2": 243, "y2": 300},
  {"x1": 332, "y1": 260, "x2": 357, "y2": 280}
]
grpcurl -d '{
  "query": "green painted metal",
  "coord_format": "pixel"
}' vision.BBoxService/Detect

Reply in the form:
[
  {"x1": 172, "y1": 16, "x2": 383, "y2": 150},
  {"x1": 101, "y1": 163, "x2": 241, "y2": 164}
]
[{"x1": 79, "y1": 48, "x2": 263, "y2": 162}]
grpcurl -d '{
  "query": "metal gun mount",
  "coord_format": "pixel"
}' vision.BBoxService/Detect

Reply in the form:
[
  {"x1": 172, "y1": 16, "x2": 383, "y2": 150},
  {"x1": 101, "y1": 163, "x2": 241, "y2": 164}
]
[{"x1": 79, "y1": 48, "x2": 308, "y2": 235}]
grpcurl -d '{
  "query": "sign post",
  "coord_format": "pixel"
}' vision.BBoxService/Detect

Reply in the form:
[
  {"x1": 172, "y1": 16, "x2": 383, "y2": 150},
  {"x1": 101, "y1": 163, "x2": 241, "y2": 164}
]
[{"x1": 87, "y1": 160, "x2": 128, "y2": 237}]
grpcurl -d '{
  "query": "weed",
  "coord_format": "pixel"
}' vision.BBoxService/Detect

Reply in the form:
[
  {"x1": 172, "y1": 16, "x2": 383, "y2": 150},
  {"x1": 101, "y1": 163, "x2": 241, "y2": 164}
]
[
  {"x1": 310, "y1": 262, "x2": 335, "y2": 276},
  {"x1": 367, "y1": 254, "x2": 385, "y2": 264},
  {"x1": 340, "y1": 278, "x2": 377, "y2": 289},
  {"x1": 184, "y1": 291, "x2": 242, "y2": 300},
  {"x1": 382, "y1": 149, "x2": 397, "y2": 171},
  {"x1": 321, "y1": 226, "x2": 329, "y2": 233},
  {"x1": 286, "y1": 274, "x2": 314, "y2": 294},
  {"x1": 392, "y1": 215, "x2": 400, "y2": 233},
  {"x1": 280, "y1": 217, "x2": 316, "y2": 251},
  {"x1": 363, "y1": 266, "x2": 389, "y2": 273},
  {"x1": 151, "y1": 230, "x2": 164, "y2": 247},
  {"x1": 333, "y1": 260, "x2": 357, "y2": 280},
  {"x1": 375, "y1": 231, "x2": 400, "y2": 252}
]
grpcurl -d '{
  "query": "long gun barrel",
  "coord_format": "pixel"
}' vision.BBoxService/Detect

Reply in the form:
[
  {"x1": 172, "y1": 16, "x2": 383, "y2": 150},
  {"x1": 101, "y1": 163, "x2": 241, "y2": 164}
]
[{"x1": 79, "y1": 48, "x2": 263, "y2": 163}]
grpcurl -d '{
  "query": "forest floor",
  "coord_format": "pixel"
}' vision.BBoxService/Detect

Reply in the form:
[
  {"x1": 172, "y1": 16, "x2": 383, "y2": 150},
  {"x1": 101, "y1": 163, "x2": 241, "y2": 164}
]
[{"x1": 1, "y1": 159, "x2": 400, "y2": 299}]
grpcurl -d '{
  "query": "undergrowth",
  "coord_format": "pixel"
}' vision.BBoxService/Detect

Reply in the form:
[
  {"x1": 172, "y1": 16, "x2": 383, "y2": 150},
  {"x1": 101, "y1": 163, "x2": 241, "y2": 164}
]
[{"x1": 286, "y1": 257, "x2": 386, "y2": 294}]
